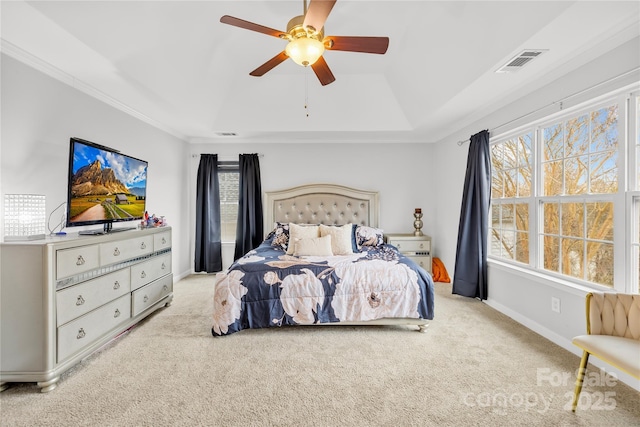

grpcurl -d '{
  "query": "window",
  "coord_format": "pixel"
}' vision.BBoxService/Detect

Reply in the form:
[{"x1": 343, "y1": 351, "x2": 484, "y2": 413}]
[
  {"x1": 633, "y1": 96, "x2": 640, "y2": 292},
  {"x1": 541, "y1": 201, "x2": 614, "y2": 286},
  {"x1": 634, "y1": 197, "x2": 640, "y2": 293},
  {"x1": 218, "y1": 161, "x2": 239, "y2": 242},
  {"x1": 490, "y1": 132, "x2": 532, "y2": 264},
  {"x1": 542, "y1": 105, "x2": 618, "y2": 196},
  {"x1": 636, "y1": 96, "x2": 640, "y2": 189},
  {"x1": 540, "y1": 104, "x2": 618, "y2": 287},
  {"x1": 489, "y1": 88, "x2": 639, "y2": 293}
]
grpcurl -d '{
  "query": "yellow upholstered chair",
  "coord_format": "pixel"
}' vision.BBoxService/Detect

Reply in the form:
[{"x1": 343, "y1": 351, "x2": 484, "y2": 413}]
[{"x1": 571, "y1": 292, "x2": 640, "y2": 412}]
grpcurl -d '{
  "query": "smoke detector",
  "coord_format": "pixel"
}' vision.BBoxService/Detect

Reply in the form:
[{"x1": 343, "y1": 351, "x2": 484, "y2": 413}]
[{"x1": 496, "y1": 49, "x2": 548, "y2": 73}]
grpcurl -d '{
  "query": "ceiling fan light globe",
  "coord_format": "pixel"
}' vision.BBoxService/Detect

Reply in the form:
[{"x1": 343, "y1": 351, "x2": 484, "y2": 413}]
[{"x1": 285, "y1": 37, "x2": 325, "y2": 67}]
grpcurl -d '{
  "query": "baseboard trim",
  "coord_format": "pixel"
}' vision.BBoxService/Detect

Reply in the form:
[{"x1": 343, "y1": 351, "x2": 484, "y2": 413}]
[
  {"x1": 174, "y1": 270, "x2": 192, "y2": 282},
  {"x1": 485, "y1": 298, "x2": 640, "y2": 392}
]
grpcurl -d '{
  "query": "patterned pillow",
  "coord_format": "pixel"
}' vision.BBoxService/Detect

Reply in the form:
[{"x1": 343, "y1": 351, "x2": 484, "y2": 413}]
[
  {"x1": 355, "y1": 225, "x2": 384, "y2": 249},
  {"x1": 269, "y1": 222, "x2": 290, "y2": 251}
]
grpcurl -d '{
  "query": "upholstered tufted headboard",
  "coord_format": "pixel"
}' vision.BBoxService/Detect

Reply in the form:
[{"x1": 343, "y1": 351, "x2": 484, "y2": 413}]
[{"x1": 264, "y1": 184, "x2": 379, "y2": 233}]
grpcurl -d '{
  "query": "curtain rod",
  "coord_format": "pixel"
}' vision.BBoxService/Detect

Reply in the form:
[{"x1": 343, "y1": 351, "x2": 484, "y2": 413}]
[
  {"x1": 191, "y1": 153, "x2": 264, "y2": 158},
  {"x1": 456, "y1": 66, "x2": 640, "y2": 146}
]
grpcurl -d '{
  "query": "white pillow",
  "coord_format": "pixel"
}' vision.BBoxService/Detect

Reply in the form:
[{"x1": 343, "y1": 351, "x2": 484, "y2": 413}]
[
  {"x1": 319, "y1": 224, "x2": 354, "y2": 255},
  {"x1": 286, "y1": 223, "x2": 320, "y2": 255},
  {"x1": 293, "y1": 235, "x2": 333, "y2": 257}
]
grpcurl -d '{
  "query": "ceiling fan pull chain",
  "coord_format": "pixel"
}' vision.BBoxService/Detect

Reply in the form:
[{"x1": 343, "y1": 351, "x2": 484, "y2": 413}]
[{"x1": 305, "y1": 72, "x2": 310, "y2": 118}]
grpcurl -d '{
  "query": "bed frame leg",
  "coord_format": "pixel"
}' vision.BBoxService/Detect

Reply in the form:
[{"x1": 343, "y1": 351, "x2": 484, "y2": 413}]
[{"x1": 418, "y1": 324, "x2": 429, "y2": 333}]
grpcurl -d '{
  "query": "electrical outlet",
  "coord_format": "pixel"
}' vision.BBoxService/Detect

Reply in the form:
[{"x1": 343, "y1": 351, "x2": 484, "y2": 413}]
[{"x1": 551, "y1": 297, "x2": 561, "y2": 313}]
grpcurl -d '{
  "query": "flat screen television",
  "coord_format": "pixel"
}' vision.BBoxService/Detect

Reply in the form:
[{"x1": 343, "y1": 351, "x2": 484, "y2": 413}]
[{"x1": 66, "y1": 137, "x2": 148, "y2": 234}]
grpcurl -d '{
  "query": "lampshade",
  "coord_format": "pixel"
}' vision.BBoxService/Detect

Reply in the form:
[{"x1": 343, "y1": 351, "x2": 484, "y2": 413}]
[
  {"x1": 285, "y1": 37, "x2": 325, "y2": 67},
  {"x1": 3, "y1": 194, "x2": 46, "y2": 241}
]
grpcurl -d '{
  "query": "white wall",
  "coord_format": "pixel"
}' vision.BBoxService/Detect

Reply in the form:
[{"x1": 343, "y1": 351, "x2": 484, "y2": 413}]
[
  {"x1": 0, "y1": 54, "x2": 192, "y2": 280},
  {"x1": 432, "y1": 37, "x2": 640, "y2": 390},
  {"x1": 189, "y1": 141, "x2": 437, "y2": 271}
]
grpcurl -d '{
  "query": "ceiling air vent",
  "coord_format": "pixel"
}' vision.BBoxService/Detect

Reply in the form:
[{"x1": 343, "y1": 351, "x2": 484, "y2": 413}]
[
  {"x1": 216, "y1": 132, "x2": 237, "y2": 136},
  {"x1": 496, "y1": 49, "x2": 548, "y2": 73}
]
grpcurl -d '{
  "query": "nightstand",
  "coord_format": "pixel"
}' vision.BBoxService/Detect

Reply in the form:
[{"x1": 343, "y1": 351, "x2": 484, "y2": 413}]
[{"x1": 385, "y1": 234, "x2": 432, "y2": 274}]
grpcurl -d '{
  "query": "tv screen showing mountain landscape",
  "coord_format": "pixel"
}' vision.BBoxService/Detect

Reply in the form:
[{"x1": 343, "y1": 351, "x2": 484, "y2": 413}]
[{"x1": 68, "y1": 139, "x2": 147, "y2": 225}]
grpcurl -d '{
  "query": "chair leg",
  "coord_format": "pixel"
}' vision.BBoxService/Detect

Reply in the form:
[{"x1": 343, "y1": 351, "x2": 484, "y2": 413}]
[{"x1": 572, "y1": 351, "x2": 590, "y2": 412}]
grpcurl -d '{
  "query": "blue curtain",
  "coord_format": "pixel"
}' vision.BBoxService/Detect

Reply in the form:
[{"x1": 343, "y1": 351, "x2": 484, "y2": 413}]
[
  {"x1": 452, "y1": 130, "x2": 491, "y2": 299},
  {"x1": 194, "y1": 154, "x2": 222, "y2": 273},
  {"x1": 234, "y1": 154, "x2": 264, "y2": 260}
]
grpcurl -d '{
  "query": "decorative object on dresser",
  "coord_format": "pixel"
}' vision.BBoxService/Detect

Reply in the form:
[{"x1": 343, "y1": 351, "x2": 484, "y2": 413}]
[
  {"x1": 3, "y1": 194, "x2": 46, "y2": 241},
  {"x1": 413, "y1": 208, "x2": 423, "y2": 236},
  {"x1": 0, "y1": 227, "x2": 173, "y2": 392},
  {"x1": 385, "y1": 233, "x2": 432, "y2": 274}
]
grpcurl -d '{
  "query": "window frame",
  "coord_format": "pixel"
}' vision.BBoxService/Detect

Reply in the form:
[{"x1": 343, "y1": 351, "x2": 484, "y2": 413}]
[
  {"x1": 489, "y1": 129, "x2": 535, "y2": 266},
  {"x1": 488, "y1": 87, "x2": 638, "y2": 294},
  {"x1": 628, "y1": 94, "x2": 640, "y2": 292},
  {"x1": 629, "y1": 193, "x2": 640, "y2": 293},
  {"x1": 218, "y1": 161, "x2": 239, "y2": 243}
]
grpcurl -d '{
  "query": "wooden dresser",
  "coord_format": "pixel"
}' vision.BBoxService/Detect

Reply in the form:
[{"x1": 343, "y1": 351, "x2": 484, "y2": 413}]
[
  {"x1": 0, "y1": 226, "x2": 173, "y2": 392},
  {"x1": 385, "y1": 233, "x2": 432, "y2": 274}
]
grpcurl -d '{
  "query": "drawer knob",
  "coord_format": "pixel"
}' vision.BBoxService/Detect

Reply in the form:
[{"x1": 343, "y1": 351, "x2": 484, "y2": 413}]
[
  {"x1": 163, "y1": 285, "x2": 168, "y2": 292},
  {"x1": 141, "y1": 271, "x2": 146, "y2": 279},
  {"x1": 419, "y1": 243, "x2": 424, "y2": 249},
  {"x1": 113, "y1": 281, "x2": 120, "y2": 290},
  {"x1": 140, "y1": 242, "x2": 146, "y2": 250},
  {"x1": 76, "y1": 255, "x2": 85, "y2": 266},
  {"x1": 114, "y1": 308, "x2": 121, "y2": 318},
  {"x1": 77, "y1": 328, "x2": 86, "y2": 339},
  {"x1": 76, "y1": 295, "x2": 85, "y2": 306},
  {"x1": 113, "y1": 247, "x2": 120, "y2": 256},
  {"x1": 397, "y1": 244, "x2": 401, "y2": 249},
  {"x1": 143, "y1": 295, "x2": 149, "y2": 303},
  {"x1": 161, "y1": 263, "x2": 166, "y2": 270},
  {"x1": 161, "y1": 237, "x2": 166, "y2": 244},
  {"x1": 419, "y1": 261, "x2": 424, "y2": 267}
]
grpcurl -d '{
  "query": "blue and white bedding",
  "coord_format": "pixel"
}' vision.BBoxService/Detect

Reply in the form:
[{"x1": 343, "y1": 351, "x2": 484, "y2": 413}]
[{"x1": 211, "y1": 226, "x2": 435, "y2": 336}]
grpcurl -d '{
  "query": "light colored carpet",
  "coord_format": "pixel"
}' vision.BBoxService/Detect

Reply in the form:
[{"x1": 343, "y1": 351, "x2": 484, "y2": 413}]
[{"x1": 1, "y1": 275, "x2": 638, "y2": 427}]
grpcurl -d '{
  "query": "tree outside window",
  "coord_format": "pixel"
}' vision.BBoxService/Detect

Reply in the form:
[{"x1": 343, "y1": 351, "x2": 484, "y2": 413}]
[
  {"x1": 490, "y1": 133, "x2": 532, "y2": 264},
  {"x1": 540, "y1": 105, "x2": 617, "y2": 287},
  {"x1": 218, "y1": 165, "x2": 239, "y2": 242}
]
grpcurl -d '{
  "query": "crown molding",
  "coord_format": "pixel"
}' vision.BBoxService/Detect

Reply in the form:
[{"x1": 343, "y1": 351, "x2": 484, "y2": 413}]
[{"x1": 1, "y1": 39, "x2": 187, "y2": 142}]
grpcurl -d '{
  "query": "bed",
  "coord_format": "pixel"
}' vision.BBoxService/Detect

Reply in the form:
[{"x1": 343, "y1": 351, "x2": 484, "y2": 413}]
[{"x1": 211, "y1": 183, "x2": 435, "y2": 336}]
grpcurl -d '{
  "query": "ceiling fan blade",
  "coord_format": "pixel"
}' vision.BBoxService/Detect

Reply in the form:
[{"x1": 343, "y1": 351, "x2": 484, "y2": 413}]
[
  {"x1": 303, "y1": 0, "x2": 337, "y2": 33},
  {"x1": 220, "y1": 15, "x2": 286, "y2": 38},
  {"x1": 311, "y1": 56, "x2": 336, "y2": 86},
  {"x1": 249, "y1": 51, "x2": 289, "y2": 77},
  {"x1": 325, "y1": 36, "x2": 389, "y2": 54}
]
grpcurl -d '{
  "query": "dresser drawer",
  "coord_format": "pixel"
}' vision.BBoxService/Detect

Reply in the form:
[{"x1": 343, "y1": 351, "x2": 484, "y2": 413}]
[
  {"x1": 56, "y1": 245, "x2": 100, "y2": 279},
  {"x1": 130, "y1": 253, "x2": 172, "y2": 291},
  {"x1": 154, "y1": 230, "x2": 171, "y2": 251},
  {"x1": 56, "y1": 269, "x2": 131, "y2": 326},
  {"x1": 57, "y1": 294, "x2": 131, "y2": 362},
  {"x1": 389, "y1": 239, "x2": 430, "y2": 254},
  {"x1": 406, "y1": 255, "x2": 432, "y2": 273},
  {"x1": 131, "y1": 275, "x2": 173, "y2": 317},
  {"x1": 99, "y1": 235, "x2": 154, "y2": 266}
]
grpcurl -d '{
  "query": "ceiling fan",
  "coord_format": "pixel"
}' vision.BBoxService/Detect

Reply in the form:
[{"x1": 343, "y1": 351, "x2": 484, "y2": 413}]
[{"x1": 220, "y1": 0, "x2": 389, "y2": 86}]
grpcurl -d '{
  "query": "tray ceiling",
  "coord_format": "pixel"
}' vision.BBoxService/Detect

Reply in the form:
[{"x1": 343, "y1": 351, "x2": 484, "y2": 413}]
[{"x1": 1, "y1": 1, "x2": 638, "y2": 143}]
